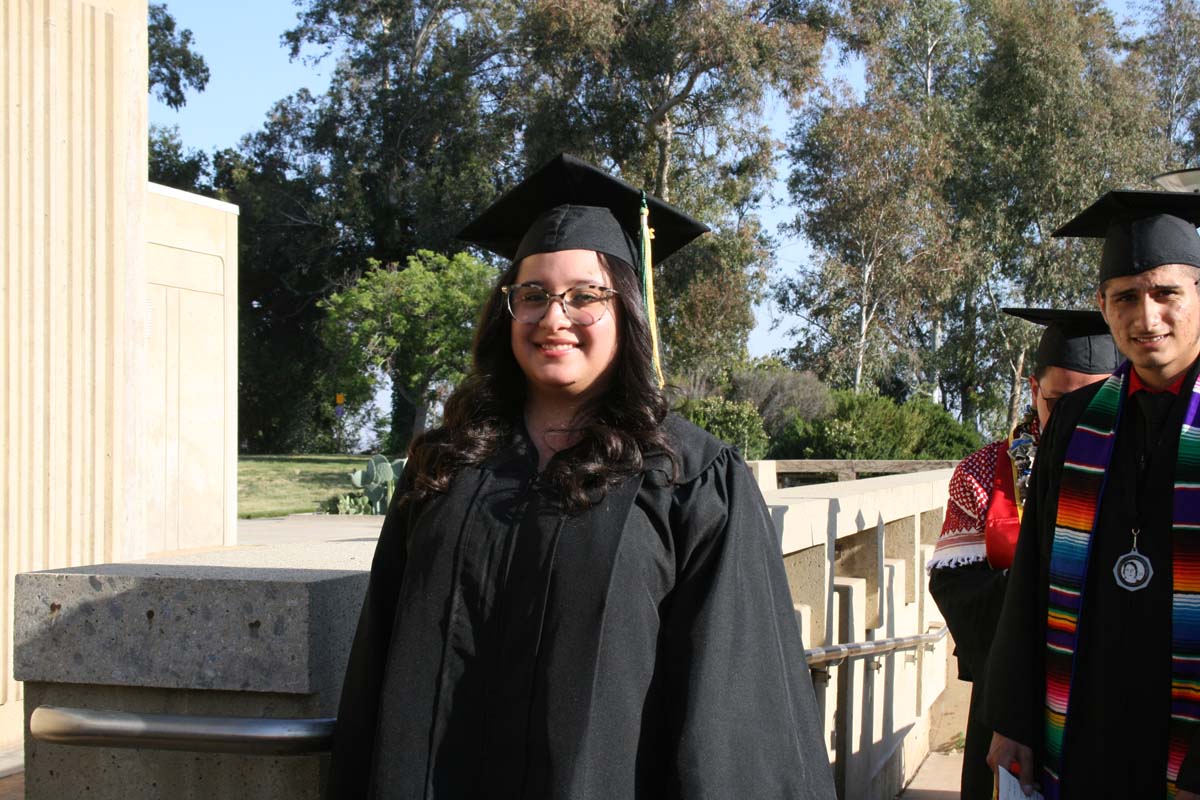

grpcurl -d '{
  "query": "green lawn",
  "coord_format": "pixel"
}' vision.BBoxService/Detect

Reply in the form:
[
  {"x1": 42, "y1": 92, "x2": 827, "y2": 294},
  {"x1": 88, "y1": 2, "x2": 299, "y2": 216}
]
[{"x1": 238, "y1": 454, "x2": 367, "y2": 519}]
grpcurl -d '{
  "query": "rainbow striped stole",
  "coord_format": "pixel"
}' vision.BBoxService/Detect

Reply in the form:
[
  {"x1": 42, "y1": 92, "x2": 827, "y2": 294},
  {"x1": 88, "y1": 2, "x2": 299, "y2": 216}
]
[{"x1": 1044, "y1": 363, "x2": 1200, "y2": 798}]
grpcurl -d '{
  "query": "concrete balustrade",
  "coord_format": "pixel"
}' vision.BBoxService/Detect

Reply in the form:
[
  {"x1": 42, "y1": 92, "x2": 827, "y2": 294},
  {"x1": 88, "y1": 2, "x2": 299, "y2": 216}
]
[
  {"x1": 13, "y1": 466, "x2": 952, "y2": 799},
  {"x1": 759, "y1": 467, "x2": 953, "y2": 799}
]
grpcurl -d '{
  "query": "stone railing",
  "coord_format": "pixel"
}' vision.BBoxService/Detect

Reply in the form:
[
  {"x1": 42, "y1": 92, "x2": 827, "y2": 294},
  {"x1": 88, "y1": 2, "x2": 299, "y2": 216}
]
[
  {"x1": 751, "y1": 463, "x2": 953, "y2": 799},
  {"x1": 13, "y1": 465, "x2": 952, "y2": 799}
]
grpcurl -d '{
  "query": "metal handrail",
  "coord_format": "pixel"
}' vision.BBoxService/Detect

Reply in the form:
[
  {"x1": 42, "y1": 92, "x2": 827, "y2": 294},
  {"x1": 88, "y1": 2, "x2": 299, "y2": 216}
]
[
  {"x1": 29, "y1": 705, "x2": 334, "y2": 755},
  {"x1": 804, "y1": 624, "x2": 947, "y2": 668}
]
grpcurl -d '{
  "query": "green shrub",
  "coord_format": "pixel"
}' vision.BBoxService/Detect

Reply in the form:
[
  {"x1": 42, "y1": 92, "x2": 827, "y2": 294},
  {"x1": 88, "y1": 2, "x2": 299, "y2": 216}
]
[
  {"x1": 727, "y1": 365, "x2": 832, "y2": 440},
  {"x1": 678, "y1": 397, "x2": 770, "y2": 460},
  {"x1": 324, "y1": 493, "x2": 372, "y2": 515},
  {"x1": 905, "y1": 397, "x2": 984, "y2": 458},
  {"x1": 768, "y1": 391, "x2": 981, "y2": 460}
]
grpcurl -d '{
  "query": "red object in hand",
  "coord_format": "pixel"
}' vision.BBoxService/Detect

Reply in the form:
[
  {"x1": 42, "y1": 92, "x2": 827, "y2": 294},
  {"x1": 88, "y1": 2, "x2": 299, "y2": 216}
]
[{"x1": 1009, "y1": 760, "x2": 1022, "y2": 775}]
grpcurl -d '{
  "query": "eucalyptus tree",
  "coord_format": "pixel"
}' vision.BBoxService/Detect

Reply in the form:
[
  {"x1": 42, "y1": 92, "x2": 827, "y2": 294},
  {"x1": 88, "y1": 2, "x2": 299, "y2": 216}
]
[
  {"x1": 948, "y1": 0, "x2": 1159, "y2": 430},
  {"x1": 1131, "y1": 0, "x2": 1200, "y2": 167},
  {"x1": 782, "y1": 82, "x2": 954, "y2": 392}
]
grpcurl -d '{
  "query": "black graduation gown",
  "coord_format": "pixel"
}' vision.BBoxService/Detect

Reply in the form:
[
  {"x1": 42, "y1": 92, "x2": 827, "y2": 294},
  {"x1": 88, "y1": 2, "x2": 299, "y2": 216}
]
[
  {"x1": 326, "y1": 414, "x2": 836, "y2": 800},
  {"x1": 983, "y1": 360, "x2": 1200, "y2": 797},
  {"x1": 929, "y1": 561, "x2": 1008, "y2": 800}
]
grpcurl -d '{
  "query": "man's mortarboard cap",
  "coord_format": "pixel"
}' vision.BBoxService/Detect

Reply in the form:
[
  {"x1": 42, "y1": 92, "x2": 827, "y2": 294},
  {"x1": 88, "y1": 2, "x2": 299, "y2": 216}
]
[
  {"x1": 456, "y1": 153, "x2": 709, "y2": 270},
  {"x1": 1052, "y1": 190, "x2": 1200, "y2": 283},
  {"x1": 1002, "y1": 307, "x2": 1119, "y2": 375}
]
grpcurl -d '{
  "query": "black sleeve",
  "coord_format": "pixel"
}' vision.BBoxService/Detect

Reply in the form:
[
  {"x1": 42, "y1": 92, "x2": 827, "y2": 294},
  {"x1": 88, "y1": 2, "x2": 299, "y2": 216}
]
[
  {"x1": 1179, "y1": 731, "x2": 1200, "y2": 793},
  {"x1": 326, "y1": 492, "x2": 416, "y2": 799},
  {"x1": 661, "y1": 450, "x2": 837, "y2": 800},
  {"x1": 981, "y1": 415, "x2": 1062, "y2": 752},
  {"x1": 930, "y1": 563, "x2": 1008, "y2": 682}
]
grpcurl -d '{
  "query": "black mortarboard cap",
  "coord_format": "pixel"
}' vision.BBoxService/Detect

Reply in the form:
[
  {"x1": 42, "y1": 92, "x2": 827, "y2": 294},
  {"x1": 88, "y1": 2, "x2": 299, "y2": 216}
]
[
  {"x1": 456, "y1": 153, "x2": 709, "y2": 270},
  {"x1": 1003, "y1": 307, "x2": 1119, "y2": 375},
  {"x1": 1052, "y1": 190, "x2": 1200, "y2": 283}
]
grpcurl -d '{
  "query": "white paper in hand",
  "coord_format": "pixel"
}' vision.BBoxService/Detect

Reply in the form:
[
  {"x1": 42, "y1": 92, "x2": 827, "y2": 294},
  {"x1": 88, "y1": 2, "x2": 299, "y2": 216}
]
[{"x1": 997, "y1": 766, "x2": 1045, "y2": 800}]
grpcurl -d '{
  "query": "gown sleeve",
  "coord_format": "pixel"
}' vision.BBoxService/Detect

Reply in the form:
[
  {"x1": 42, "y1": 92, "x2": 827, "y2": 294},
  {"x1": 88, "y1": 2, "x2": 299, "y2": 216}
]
[
  {"x1": 326, "y1": 490, "x2": 416, "y2": 799},
  {"x1": 930, "y1": 563, "x2": 1008, "y2": 682},
  {"x1": 929, "y1": 450, "x2": 1007, "y2": 682},
  {"x1": 1181, "y1": 732, "x2": 1200, "y2": 793},
  {"x1": 981, "y1": 416, "x2": 1060, "y2": 752},
  {"x1": 659, "y1": 448, "x2": 837, "y2": 799}
]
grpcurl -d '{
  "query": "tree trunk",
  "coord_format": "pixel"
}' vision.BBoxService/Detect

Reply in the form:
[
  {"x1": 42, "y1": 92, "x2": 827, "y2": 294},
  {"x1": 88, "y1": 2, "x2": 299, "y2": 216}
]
[
  {"x1": 411, "y1": 401, "x2": 429, "y2": 446},
  {"x1": 387, "y1": 371, "x2": 417, "y2": 455},
  {"x1": 932, "y1": 317, "x2": 943, "y2": 406},
  {"x1": 960, "y1": 292, "x2": 979, "y2": 429},
  {"x1": 854, "y1": 296, "x2": 871, "y2": 393},
  {"x1": 654, "y1": 114, "x2": 673, "y2": 201},
  {"x1": 1006, "y1": 349, "x2": 1026, "y2": 436}
]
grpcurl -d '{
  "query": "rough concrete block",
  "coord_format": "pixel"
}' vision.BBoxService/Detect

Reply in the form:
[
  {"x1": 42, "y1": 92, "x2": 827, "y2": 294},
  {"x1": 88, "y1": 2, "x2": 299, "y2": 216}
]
[
  {"x1": 836, "y1": 524, "x2": 884, "y2": 630},
  {"x1": 15, "y1": 541, "x2": 376, "y2": 800},
  {"x1": 784, "y1": 543, "x2": 831, "y2": 646},
  {"x1": 15, "y1": 542, "x2": 373, "y2": 695}
]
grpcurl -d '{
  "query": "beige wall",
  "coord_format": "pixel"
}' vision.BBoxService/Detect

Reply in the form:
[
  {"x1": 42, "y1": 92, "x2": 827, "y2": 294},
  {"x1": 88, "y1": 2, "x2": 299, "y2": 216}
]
[
  {"x1": 2, "y1": 0, "x2": 149, "y2": 761},
  {"x1": 145, "y1": 184, "x2": 238, "y2": 553}
]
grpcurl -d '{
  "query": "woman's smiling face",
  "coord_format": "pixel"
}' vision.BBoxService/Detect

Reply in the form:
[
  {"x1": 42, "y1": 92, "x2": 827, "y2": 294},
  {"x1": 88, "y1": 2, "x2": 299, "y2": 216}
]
[{"x1": 509, "y1": 249, "x2": 621, "y2": 404}]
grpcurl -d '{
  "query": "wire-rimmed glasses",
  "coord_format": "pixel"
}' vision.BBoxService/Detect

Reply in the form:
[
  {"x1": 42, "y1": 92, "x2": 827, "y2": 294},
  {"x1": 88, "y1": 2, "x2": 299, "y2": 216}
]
[{"x1": 501, "y1": 283, "x2": 619, "y2": 326}]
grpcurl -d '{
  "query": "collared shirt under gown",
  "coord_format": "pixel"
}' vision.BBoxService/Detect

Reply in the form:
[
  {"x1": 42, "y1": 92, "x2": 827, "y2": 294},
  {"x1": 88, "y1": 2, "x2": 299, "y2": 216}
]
[
  {"x1": 983, "y1": 359, "x2": 1200, "y2": 797},
  {"x1": 327, "y1": 414, "x2": 836, "y2": 799}
]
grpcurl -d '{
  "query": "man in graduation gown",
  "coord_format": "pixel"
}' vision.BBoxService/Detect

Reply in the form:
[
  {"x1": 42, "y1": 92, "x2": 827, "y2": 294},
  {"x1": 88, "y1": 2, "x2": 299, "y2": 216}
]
[
  {"x1": 929, "y1": 308, "x2": 1118, "y2": 800},
  {"x1": 984, "y1": 190, "x2": 1200, "y2": 799}
]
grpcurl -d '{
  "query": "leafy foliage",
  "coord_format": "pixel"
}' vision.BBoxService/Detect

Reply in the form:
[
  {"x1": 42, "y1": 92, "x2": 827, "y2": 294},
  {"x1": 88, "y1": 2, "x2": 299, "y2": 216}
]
[
  {"x1": 678, "y1": 397, "x2": 771, "y2": 460},
  {"x1": 1131, "y1": 0, "x2": 1200, "y2": 167},
  {"x1": 149, "y1": 124, "x2": 211, "y2": 191},
  {"x1": 321, "y1": 251, "x2": 496, "y2": 451},
  {"x1": 148, "y1": 3, "x2": 210, "y2": 110},
  {"x1": 726, "y1": 361, "x2": 832, "y2": 440},
  {"x1": 770, "y1": 390, "x2": 981, "y2": 459},
  {"x1": 782, "y1": 81, "x2": 953, "y2": 391}
]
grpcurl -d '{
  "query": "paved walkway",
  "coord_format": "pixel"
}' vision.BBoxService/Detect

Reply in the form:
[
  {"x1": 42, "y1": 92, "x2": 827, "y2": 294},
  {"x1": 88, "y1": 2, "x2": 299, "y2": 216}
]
[
  {"x1": 238, "y1": 513, "x2": 384, "y2": 545},
  {"x1": 0, "y1": 772, "x2": 21, "y2": 799},
  {"x1": 899, "y1": 751, "x2": 963, "y2": 798},
  {"x1": 893, "y1": 650, "x2": 972, "y2": 798}
]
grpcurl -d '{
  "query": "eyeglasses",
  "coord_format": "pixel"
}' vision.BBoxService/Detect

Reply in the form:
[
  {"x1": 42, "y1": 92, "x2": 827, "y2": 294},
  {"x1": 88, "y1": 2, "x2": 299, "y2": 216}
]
[{"x1": 501, "y1": 283, "x2": 619, "y2": 326}]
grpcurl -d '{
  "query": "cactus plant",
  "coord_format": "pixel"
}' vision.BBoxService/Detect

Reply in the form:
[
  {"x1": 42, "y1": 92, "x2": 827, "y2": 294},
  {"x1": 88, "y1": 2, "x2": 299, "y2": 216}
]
[{"x1": 346, "y1": 455, "x2": 407, "y2": 514}]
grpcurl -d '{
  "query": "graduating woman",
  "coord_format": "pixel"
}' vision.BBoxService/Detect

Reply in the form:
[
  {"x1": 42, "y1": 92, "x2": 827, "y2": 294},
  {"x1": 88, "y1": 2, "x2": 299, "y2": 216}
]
[{"x1": 327, "y1": 154, "x2": 836, "y2": 800}]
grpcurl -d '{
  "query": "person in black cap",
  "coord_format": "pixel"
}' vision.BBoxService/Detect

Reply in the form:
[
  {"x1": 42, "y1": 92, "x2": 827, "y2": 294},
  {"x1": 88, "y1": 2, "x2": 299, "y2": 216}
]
[
  {"x1": 927, "y1": 308, "x2": 1118, "y2": 800},
  {"x1": 326, "y1": 154, "x2": 837, "y2": 799},
  {"x1": 984, "y1": 190, "x2": 1200, "y2": 799}
]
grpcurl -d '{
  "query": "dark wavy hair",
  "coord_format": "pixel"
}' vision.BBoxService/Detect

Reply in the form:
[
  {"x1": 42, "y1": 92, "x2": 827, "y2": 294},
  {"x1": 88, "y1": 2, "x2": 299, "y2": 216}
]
[{"x1": 401, "y1": 252, "x2": 678, "y2": 513}]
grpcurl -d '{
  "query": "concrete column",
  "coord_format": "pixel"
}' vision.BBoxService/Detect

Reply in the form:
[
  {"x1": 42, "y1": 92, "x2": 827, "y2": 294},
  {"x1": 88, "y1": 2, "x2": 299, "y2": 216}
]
[{"x1": 2, "y1": 0, "x2": 149, "y2": 761}]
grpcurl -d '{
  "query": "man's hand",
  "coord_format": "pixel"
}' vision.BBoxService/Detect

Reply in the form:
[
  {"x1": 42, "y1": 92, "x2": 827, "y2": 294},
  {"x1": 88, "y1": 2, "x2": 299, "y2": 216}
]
[
  {"x1": 987, "y1": 732, "x2": 1036, "y2": 796},
  {"x1": 1178, "y1": 791, "x2": 1200, "y2": 800}
]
